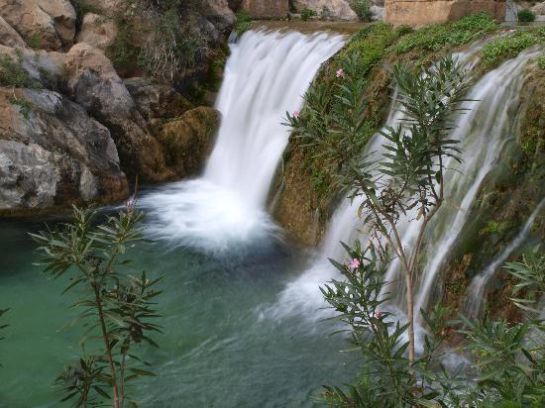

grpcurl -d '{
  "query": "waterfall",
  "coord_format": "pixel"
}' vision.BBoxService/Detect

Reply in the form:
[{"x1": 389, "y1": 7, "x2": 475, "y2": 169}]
[
  {"x1": 140, "y1": 30, "x2": 345, "y2": 251},
  {"x1": 465, "y1": 198, "x2": 545, "y2": 319},
  {"x1": 272, "y1": 47, "x2": 540, "y2": 324}
]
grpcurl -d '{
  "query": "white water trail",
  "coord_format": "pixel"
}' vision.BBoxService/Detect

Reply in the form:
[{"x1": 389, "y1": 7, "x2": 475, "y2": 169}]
[
  {"x1": 140, "y1": 30, "x2": 345, "y2": 252},
  {"x1": 270, "y1": 47, "x2": 540, "y2": 325},
  {"x1": 465, "y1": 198, "x2": 545, "y2": 319}
]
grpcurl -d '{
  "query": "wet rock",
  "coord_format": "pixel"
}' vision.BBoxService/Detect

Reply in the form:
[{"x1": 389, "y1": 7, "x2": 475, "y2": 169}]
[
  {"x1": 156, "y1": 107, "x2": 220, "y2": 178},
  {"x1": 0, "y1": 88, "x2": 128, "y2": 212}
]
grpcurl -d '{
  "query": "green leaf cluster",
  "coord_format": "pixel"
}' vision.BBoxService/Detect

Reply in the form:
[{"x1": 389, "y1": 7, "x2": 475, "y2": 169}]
[{"x1": 32, "y1": 206, "x2": 162, "y2": 407}]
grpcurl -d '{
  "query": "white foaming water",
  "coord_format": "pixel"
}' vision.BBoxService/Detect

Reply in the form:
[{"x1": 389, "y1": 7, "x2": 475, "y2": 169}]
[
  {"x1": 465, "y1": 197, "x2": 545, "y2": 319},
  {"x1": 271, "y1": 47, "x2": 539, "y2": 326},
  {"x1": 141, "y1": 30, "x2": 345, "y2": 251}
]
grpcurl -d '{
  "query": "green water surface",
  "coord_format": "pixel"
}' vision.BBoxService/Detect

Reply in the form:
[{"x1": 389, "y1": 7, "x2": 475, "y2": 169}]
[{"x1": 0, "y1": 217, "x2": 357, "y2": 407}]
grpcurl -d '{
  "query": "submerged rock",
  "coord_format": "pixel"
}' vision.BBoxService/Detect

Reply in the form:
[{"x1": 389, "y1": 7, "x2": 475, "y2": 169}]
[{"x1": 0, "y1": 88, "x2": 128, "y2": 212}]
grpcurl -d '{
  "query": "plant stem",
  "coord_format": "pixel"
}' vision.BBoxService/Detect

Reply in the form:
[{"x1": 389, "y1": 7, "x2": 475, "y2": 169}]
[{"x1": 93, "y1": 284, "x2": 121, "y2": 408}]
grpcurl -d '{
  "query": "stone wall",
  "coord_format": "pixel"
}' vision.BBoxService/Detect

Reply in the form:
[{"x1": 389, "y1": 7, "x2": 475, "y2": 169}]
[
  {"x1": 385, "y1": 0, "x2": 506, "y2": 26},
  {"x1": 241, "y1": 0, "x2": 289, "y2": 18}
]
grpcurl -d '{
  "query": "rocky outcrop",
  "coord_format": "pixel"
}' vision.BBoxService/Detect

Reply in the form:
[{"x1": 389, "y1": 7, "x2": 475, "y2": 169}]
[
  {"x1": 385, "y1": 0, "x2": 506, "y2": 26},
  {"x1": 76, "y1": 13, "x2": 117, "y2": 51},
  {"x1": 203, "y1": 0, "x2": 236, "y2": 34},
  {"x1": 0, "y1": 0, "x2": 76, "y2": 50},
  {"x1": 156, "y1": 107, "x2": 220, "y2": 178},
  {"x1": 241, "y1": 0, "x2": 290, "y2": 18},
  {"x1": 0, "y1": 88, "x2": 128, "y2": 212},
  {"x1": 293, "y1": 0, "x2": 358, "y2": 20},
  {"x1": 0, "y1": 16, "x2": 26, "y2": 48},
  {"x1": 63, "y1": 43, "x2": 173, "y2": 183},
  {"x1": 124, "y1": 77, "x2": 192, "y2": 120}
]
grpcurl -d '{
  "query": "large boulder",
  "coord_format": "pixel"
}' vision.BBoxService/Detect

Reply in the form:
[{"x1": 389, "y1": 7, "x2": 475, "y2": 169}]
[
  {"x1": 76, "y1": 13, "x2": 117, "y2": 51},
  {"x1": 156, "y1": 107, "x2": 220, "y2": 178},
  {"x1": 63, "y1": 43, "x2": 174, "y2": 183},
  {"x1": 293, "y1": 0, "x2": 358, "y2": 20},
  {"x1": 124, "y1": 77, "x2": 192, "y2": 120},
  {"x1": 0, "y1": 88, "x2": 128, "y2": 212},
  {"x1": 0, "y1": 16, "x2": 26, "y2": 48},
  {"x1": 0, "y1": 0, "x2": 76, "y2": 50},
  {"x1": 203, "y1": 0, "x2": 236, "y2": 33}
]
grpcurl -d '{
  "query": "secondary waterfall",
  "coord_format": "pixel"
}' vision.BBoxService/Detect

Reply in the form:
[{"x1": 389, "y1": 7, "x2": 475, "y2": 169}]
[
  {"x1": 141, "y1": 30, "x2": 344, "y2": 251},
  {"x1": 273, "y1": 47, "x2": 541, "y2": 323}
]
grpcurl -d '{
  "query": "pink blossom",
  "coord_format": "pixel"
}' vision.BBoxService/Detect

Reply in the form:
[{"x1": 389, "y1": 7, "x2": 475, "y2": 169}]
[
  {"x1": 349, "y1": 258, "x2": 361, "y2": 270},
  {"x1": 373, "y1": 311, "x2": 384, "y2": 319},
  {"x1": 292, "y1": 110, "x2": 300, "y2": 118},
  {"x1": 126, "y1": 195, "x2": 137, "y2": 211},
  {"x1": 336, "y1": 68, "x2": 345, "y2": 78}
]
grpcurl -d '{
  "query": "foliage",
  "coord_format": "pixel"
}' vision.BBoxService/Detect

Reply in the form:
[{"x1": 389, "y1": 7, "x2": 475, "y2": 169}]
[
  {"x1": 481, "y1": 27, "x2": 545, "y2": 69},
  {"x1": 26, "y1": 33, "x2": 42, "y2": 49},
  {"x1": 32, "y1": 206, "x2": 162, "y2": 407},
  {"x1": 518, "y1": 9, "x2": 536, "y2": 23},
  {"x1": 105, "y1": 0, "x2": 209, "y2": 80},
  {"x1": 285, "y1": 23, "x2": 398, "y2": 208},
  {"x1": 393, "y1": 13, "x2": 497, "y2": 54},
  {"x1": 538, "y1": 55, "x2": 545, "y2": 70},
  {"x1": 301, "y1": 8, "x2": 317, "y2": 21},
  {"x1": 0, "y1": 53, "x2": 41, "y2": 89},
  {"x1": 9, "y1": 95, "x2": 32, "y2": 119},
  {"x1": 234, "y1": 10, "x2": 252, "y2": 37},
  {"x1": 351, "y1": 0, "x2": 372, "y2": 22},
  {"x1": 321, "y1": 244, "x2": 460, "y2": 407}
]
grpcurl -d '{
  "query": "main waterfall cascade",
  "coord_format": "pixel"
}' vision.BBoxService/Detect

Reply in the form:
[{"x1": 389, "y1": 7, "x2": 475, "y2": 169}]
[
  {"x1": 273, "y1": 48, "x2": 542, "y2": 329},
  {"x1": 141, "y1": 30, "x2": 345, "y2": 251}
]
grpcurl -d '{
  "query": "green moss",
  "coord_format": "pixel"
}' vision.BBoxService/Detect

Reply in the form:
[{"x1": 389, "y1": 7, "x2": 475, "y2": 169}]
[
  {"x1": 538, "y1": 55, "x2": 545, "y2": 70},
  {"x1": 9, "y1": 96, "x2": 32, "y2": 120},
  {"x1": 393, "y1": 13, "x2": 498, "y2": 55},
  {"x1": 106, "y1": 18, "x2": 140, "y2": 74},
  {"x1": 481, "y1": 27, "x2": 545, "y2": 69},
  {"x1": 0, "y1": 54, "x2": 41, "y2": 89},
  {"x1": 234, "y1": 10, "x2": 252, "y2": 36}
]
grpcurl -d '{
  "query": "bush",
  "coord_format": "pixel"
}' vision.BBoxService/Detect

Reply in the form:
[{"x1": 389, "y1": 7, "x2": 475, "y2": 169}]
[
  {"x1": 352, "y1": 0, "x2": 372, "y2": 22},
  {"x1": 538, "y1": 55, "x2": 545, "y2": 70},
  {"x1": 300, "y1": 8, "x2": 317, "y2": 21},
  {"x1": 481, "y1": 27, "x2": 545, "y2": 68},
  {"x1": 518, "y1": 9, "x2": 536, "y2": 23}
]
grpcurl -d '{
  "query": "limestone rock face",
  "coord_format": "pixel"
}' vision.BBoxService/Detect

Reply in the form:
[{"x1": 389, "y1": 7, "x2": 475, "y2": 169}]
[
  {"x1": 385, "y1": 0, "x2": 506, "y2": 26},
  {"x1": 156, "y1": 107, "x2": 220, "y2": 178},
  {"x1": 241, "y1": 0, "x2": 290, "y2": 18},
  {"x1": 0, "y1": 88, "x2": 128, "y2": 212},
  {"x1": 0, "y1": 0, "x2": 76, "y2": 50},
  {"x1": 0, "y1": 16, "x2": 26, "y2": 48},
  {"x1": 63, "y1": 43, "x2": 173, "y2": 183},
  {"x1": 124, "y1": 77, "x2": 192, "y2": 120},
  {"x1": 203, "y1": 0, "x2": 236, "y2": 34},
  {"x1": 77, "y1": 13, "x2": 117, "y2": 51},
  {"x1": 293, "y1": 0, "x2": 358, "y2": 20}
]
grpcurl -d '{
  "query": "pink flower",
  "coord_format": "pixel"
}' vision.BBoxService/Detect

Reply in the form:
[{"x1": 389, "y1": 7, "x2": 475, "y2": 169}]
[
  {"x1": 292, "y1": 110, "x2": 300, "y2": 118},
  {"x1": 373, "y1": 311, "x2": 384, "y2": 319},
  {"x1": 336, "y1": 68, "x2": 345, "y2": 78},
  {"x1": 126, "y1": 195, "x2": 137, "y2": 211},
  {"x1": 349, "y1": 258, "x2": 361, "y2": 270}
]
